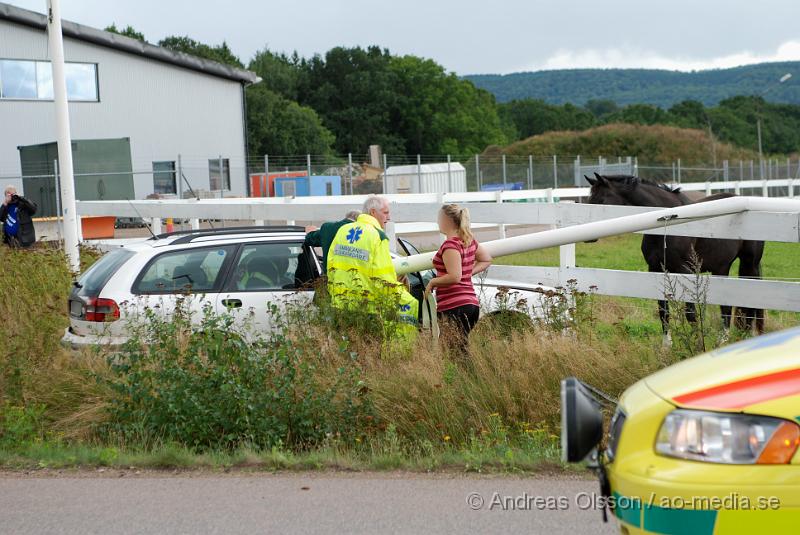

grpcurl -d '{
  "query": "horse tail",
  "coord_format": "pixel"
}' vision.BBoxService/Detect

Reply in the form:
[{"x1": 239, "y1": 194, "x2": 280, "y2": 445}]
[{"x1": 737, "y1": 240, "x2": 765, "y2": 333}]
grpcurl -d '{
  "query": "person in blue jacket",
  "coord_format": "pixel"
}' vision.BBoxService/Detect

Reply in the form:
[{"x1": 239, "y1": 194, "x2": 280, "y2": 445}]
[{"x1": 1, "y1": 185, "x2": 37, "y2": 248}]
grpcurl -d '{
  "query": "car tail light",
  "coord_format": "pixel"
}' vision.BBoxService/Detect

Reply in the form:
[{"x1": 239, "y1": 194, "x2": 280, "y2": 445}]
[{"x1": 84, "y1": 297, "x2": 120, "y2": 322}]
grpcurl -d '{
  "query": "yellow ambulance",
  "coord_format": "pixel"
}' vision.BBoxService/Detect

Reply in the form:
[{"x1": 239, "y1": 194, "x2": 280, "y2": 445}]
[{"x1": 562, "y1": 327, "x2": 800, "y2": 534}]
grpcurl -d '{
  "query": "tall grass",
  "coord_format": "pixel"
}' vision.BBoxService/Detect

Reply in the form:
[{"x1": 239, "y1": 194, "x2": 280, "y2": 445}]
[
  {"x1": 0, "y1": 245, "x2": 108, "y2": 439},
  {"x1": 1, "y1": 244, "x2": 795, "y2": 469}
]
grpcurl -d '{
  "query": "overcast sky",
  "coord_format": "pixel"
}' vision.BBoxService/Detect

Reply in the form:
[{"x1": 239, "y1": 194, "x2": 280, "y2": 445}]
[{"x1": 7, "y1": 0, "x2": 800, "y2": 74}]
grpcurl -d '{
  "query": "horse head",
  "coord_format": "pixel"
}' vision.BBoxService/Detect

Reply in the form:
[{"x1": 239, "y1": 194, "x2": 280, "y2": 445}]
[{"x1": 585, "y1": 172, "x2": 629, "y2": 206}]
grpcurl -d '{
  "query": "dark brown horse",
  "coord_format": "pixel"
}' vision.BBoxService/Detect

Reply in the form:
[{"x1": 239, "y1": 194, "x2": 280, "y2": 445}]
[{"x1": 585, "y1": 173, "x2": 765, "y2": 335}]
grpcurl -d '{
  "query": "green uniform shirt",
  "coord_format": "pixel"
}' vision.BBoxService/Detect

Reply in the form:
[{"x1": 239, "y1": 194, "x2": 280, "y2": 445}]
[{"x1": 303, "y1": 218, "x2": 354, "y2": 273}]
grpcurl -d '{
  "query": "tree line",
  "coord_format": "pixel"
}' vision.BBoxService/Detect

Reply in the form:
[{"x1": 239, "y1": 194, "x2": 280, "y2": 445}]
[
  {"x1": 105, "y1": 24, "x2": 800, "y2": 158},
  {"x1": 499, "y1": 96, "x2": 800, "y2": 156},
  {"x1": 465, "y1": 64, "x2": 800, "y2": 107}
]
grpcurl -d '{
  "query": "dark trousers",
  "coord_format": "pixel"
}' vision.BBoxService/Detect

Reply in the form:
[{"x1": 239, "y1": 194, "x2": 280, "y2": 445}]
[
  {"x1": 3, "y1": 233, "x2": 28, "y2": 248},
  {"x1": 437, "y1": 304, "x2": 480, "y2": 357}
]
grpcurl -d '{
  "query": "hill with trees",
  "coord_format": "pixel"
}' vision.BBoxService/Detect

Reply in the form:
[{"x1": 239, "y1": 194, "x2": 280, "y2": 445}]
[
  {"x1": 498, "y1": 96, "x2": 800, "y2": 156},
  {"x1": 465, "y1": 62, "x2": 800, "y2": 107},
  {"x1": 487, "y1": 123, "x2": 758, "y2": 164}
]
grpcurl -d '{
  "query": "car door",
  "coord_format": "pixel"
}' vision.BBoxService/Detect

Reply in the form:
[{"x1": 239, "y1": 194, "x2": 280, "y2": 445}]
[
  {"x1": 130, "y1": 244, "x2": 236, "y2": 329},
  {"x1": 215, "y1": 241, "x2": 318, "y2": 337},
  {"x1": 396, "y1": 237, "x2": 437, "y2": 332}
]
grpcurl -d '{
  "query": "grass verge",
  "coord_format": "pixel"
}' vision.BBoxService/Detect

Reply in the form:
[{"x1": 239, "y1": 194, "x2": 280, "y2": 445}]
[{"x1": 1, "y1": 238, "x2": 798, "y2": 472}]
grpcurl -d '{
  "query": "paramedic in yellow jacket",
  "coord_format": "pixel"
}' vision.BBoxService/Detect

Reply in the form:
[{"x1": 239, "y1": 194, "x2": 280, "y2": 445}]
[{"x1": 327, "y1": 195, "x2": 419, "y2": 335}]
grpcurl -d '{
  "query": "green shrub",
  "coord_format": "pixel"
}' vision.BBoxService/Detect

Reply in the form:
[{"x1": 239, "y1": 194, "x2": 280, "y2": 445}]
[
  {"x1": 102, "y1": 302, "x2": 374, "y2": 451},
  {"x1": 0, "y1": 403, "x2": 45, "y2": 450}
]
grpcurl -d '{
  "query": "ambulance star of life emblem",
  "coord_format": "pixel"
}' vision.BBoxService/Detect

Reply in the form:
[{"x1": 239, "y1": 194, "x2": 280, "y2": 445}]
[{"x1": 347, "y1": 226, "x2": 363, "y2": 244}]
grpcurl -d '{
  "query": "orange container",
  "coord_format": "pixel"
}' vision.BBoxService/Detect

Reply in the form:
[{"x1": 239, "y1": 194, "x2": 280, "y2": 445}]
[
  {"x1": 249, "y1": 171, "x2": 308, "y2": 197},
  {"x1": 81, "y1": 216, "x2": 116, "y2": 239}
]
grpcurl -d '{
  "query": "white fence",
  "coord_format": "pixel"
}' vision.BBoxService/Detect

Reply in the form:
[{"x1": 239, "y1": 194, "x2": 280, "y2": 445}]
[{"x1": 75, "y1": 178, "x2": 800, "y2": 313}]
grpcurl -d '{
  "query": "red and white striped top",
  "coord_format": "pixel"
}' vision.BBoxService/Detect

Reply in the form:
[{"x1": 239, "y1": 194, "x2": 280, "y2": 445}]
[{"x1": 432, "y1": 237, "x2": 479, "y2": 312}]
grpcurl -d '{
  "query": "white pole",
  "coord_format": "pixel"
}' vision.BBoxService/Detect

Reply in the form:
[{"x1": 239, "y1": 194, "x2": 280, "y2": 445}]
[
  {"x1": 53, "y1": 159, "x2": 62, "y2": 245},
  {"x1": 46, "y1": 0, "x2": 80, "y2": 272}
]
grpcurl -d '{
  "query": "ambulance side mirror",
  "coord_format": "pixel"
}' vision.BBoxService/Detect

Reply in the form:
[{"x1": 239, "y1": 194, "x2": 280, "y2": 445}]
[{"x1": 561, "y1": 377, "x2": 604, "y2": 463}]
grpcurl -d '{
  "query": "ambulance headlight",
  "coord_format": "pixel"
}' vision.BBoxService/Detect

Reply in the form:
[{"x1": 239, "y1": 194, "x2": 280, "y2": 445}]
[
  {"x1": 561, "y1": 377, "x2": 604, "y2": 462},
  {"x1": 656, "y1": 409, "x2": 800, "y2": 464}
]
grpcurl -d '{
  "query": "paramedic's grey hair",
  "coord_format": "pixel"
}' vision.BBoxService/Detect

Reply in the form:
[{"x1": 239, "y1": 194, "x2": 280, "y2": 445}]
[
  {"x1": 344, "y1": 210, "x2": 360, "y2": 221},
  {"x1": 362, "y1": 195, "x2": 388, "y2": 215}
]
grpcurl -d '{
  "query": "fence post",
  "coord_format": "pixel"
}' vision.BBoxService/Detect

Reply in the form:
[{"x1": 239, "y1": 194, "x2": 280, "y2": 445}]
[
  {"x1": 285, "y1": 196, "x2": 295, "y2": 226},
  {"x1": 502, "y1": 154, "x2": 507, "y2": 186},
  {"x1": 151, "y1": 217, "x2": 162, "y2": 235},
  {"x1": 383, "y1": 154, "x2": 389, "y2": 194},
  {"x1": 762, "y1": 178, "x2": 769, "y2": 197},
  {"x1": 447, "y1": 154, "x2": 452, "y2": 192},
  {"x1": 677, "y1": 158, "x2": 682, "y2": 183},
  {"x1": 705, "y1": 180, "x2": 712, "y2": 196},
  {"x1": 177, "y1": 154, "x2": 183, "y2": 199},
  {"x1": 474, "y1": 154, "x2": 481, "y2": 192},
  {"x1": 558, "y1": 200, "x2": 576, "y2": 269},
  {"x1": 306, "y1": 154, "x2": 312, "y2": 178},
  {"x1": 574, "y1": 155, "x2": 581, "y2": 186},
  {"x1": 723, "y1": 160, "x2": 729, "y2": 182},
  {"x1": 347, "y1": 152, "x2": 353, "y2": 195},
  {"x1": 495, "y1": 190, "x2": 506, "y2": 239},
  {"x1": 385, "y1": 220, "x2": 397, "y2": 253},
  {"x1": 528, "y1": 155, "x2": 534, "y2": 190},
  {"x1": 553, "y1": 154, "x2": 558, "y2": 189},
  {"x1": 416, "y1": 154, "x2": 422, "y2": 193},
  {"x1": 750, "y1": 160, "x2": 754, "y2": 180},
  {"x1": 190, "y1": 218, "x2": 200, "y2": 230}
]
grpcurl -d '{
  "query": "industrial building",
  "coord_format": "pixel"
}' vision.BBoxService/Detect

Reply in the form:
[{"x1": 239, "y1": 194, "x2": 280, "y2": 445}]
[{"x1": 0, "y1": 2, "x2": 259, "y2": 215}]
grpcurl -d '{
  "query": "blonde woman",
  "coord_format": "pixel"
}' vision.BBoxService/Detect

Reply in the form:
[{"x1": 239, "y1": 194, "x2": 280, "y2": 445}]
[{"x1": 425, "y1": 204, "x2": 492, "y2": 350}]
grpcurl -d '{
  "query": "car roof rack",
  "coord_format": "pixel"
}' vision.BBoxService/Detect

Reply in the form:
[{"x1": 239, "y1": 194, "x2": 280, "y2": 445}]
[{"x1": 153, "y1": 225, "x2": 307, "y2": 245}]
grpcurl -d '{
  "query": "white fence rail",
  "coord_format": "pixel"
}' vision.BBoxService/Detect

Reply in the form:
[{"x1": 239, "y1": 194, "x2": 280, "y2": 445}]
[{"x1": 75, "y1": 178, "x2": 800, "y2": 313}]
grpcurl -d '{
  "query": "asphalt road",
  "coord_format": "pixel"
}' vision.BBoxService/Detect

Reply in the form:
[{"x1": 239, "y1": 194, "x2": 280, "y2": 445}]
[{"x1": 0, "y1": 472, "x2": 619, "y2": 535}]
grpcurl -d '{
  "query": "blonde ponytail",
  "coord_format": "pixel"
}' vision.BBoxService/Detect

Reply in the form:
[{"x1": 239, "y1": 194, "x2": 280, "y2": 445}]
[{"x1": 441, "y1": 204, "x2": 473, "y2": 246}]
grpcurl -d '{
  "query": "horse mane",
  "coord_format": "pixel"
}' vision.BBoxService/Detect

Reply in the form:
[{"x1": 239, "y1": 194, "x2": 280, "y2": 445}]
[{"x1": 599, "y1": 174, "x2": 680, "y2": 194}]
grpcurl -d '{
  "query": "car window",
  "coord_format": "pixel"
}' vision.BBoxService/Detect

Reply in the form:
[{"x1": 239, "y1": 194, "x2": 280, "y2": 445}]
[
  {"x1": 75, "y1": 248, "x2": 135, "y2": 297},
  {"x1": 134, "y1": 246, "x2": 234, "y2": 294},
  {"x1": 398, "y1": 238, "x2": 421, "y2": 257},
  {"x1": 228, "y1": 242, "x2": 306, "y2": 291}
]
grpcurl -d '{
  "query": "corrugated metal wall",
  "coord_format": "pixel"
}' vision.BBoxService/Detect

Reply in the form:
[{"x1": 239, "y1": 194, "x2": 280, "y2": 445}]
[{"x1": 0, "y1": 20, "x2": 248, "y2": 198}]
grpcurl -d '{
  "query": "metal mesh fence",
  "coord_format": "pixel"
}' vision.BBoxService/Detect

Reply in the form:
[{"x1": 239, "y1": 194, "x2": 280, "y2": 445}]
[{"x1": 2, "y1": 153, "x2": 799, "y2": 216}]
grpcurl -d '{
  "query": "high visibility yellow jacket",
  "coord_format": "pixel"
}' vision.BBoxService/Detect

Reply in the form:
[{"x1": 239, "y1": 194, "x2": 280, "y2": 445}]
[{"x1": 327, "y1": 213, "x2": 419, "y2": 331}]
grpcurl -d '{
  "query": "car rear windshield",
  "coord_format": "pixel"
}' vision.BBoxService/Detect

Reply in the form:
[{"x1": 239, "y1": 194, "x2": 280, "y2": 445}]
[{"x1": 75, "y1": 248, "x2": 135, "y2": 297}]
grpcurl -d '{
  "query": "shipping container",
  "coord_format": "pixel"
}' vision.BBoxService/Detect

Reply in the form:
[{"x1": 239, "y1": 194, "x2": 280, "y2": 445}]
[{"x1": 384, "y1": 162, "x2": 467, "y2": 194}]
